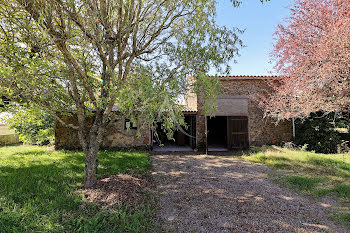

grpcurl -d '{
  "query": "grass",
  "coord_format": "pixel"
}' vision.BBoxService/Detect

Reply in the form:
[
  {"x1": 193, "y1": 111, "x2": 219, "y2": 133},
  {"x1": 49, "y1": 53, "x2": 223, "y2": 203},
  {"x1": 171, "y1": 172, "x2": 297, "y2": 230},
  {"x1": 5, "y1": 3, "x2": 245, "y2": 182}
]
[
  {"x1": 282, "y1": 175, "x2": 323, "y2": 191},
  {"x1": 0, "y1": 125, "x2": 15, "y2": 135},
  {"x1": 0, "y1": 145, "x2": 157, "y2": 232},
  {"x1": 242, "y1": 146, "x2": 350, "y2": 226}
]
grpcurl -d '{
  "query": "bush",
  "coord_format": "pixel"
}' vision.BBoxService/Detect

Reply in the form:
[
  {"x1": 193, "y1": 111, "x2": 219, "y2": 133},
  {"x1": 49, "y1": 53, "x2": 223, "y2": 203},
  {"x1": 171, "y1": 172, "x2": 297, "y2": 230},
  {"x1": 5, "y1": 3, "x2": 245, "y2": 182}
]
[
  {"x1": 5, "y1": 106, "x2": 55, "y2": 145},
  {"x1": 294, "y1": 113, "x2": 342, "y2": 154}
]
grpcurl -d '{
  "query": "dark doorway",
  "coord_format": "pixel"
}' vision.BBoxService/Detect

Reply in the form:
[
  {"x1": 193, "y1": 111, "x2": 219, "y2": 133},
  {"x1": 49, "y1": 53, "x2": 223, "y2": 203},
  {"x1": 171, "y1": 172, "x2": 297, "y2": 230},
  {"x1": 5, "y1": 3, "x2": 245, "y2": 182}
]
[
  {"x1": 228, "y1": 116, "x2": 249, "y2": 149},
  {"x1": 153, "y1": 115, "x2": 196, "y2": 151},
  {"x1": 207, "y1": 116, "x2": 228, "y2": 151}
]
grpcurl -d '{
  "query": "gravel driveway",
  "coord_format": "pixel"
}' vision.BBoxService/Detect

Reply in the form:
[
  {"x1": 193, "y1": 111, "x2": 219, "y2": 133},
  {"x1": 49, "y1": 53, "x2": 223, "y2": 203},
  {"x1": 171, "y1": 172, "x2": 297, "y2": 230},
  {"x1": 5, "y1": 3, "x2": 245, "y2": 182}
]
[{"x1": 151, "y1": 153, "x2": 348, "y2": 233}]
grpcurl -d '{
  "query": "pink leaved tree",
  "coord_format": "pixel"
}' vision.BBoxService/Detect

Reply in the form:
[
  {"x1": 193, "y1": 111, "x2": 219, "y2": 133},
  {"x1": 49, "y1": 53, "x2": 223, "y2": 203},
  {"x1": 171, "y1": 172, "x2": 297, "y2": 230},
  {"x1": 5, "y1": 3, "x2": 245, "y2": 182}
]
[{"x1": 261, "y1": 0, "x2": 350, "y2": 121}]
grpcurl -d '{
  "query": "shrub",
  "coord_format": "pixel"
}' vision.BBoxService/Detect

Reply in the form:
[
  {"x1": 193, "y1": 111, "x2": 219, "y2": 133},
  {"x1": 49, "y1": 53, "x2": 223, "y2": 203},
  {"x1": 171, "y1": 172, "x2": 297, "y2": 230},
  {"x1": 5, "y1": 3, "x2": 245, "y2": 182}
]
[
  {"x1": 5, "y1": 106, "x2": 55, "y2": 145},
  {"x1": 294, "y1": 113, "x2": 342, "y2": 154}
]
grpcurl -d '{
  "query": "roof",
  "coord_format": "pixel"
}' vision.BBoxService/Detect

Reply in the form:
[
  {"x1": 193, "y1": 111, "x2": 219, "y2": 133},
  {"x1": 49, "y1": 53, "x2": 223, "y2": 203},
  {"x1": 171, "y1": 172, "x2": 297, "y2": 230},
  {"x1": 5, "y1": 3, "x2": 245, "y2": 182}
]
[
  {"x1": 90, "y1": 105, "x2": 120, "y2": 112},
  {"x1": 216, "y1": 75, "x2": 279, "y2": 80},
  {"x1": 182, "y1": 105, "x2": 197, "y2": 113},
  {"x1": 92, "y1": 105, "x2": 197, "y2": 113}
]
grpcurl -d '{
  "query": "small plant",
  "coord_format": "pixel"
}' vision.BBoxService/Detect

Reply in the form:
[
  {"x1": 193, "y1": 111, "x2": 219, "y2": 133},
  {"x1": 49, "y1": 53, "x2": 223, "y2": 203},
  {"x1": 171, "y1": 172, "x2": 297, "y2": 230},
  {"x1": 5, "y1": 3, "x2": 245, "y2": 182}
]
[
  {"x1": 337, "y1": 140, "x2": 350, "y2": 154},
  {"x1": 300, "y1": 144, "x2": 308, "y2": 152},
  {"x1": 283, "y1": 142, "x2": 296, "y2": 150}
]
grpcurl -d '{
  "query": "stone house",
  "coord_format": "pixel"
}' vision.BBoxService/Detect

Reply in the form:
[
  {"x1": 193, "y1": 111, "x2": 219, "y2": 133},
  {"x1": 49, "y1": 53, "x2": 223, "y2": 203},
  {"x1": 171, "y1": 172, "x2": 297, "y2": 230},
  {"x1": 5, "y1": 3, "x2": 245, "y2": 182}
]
[
  {"x1": 55, "y1": 75, "x2": 292, "y2": 151},
  {"x1": 55, "y1": 112, "x2": 152, "y2": 150}
]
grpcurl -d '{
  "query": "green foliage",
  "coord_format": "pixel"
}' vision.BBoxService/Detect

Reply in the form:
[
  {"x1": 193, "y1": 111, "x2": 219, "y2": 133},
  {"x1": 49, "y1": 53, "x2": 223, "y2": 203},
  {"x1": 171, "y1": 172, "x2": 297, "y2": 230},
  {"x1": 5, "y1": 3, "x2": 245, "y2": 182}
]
[
  {"x1": 5, "y1": 106, "x2": 55, "y2": 145},
  {"x1": 194, "y1": 73, "x2": 222, "y2": 116},
  {"x1": 0, "y1": 0, "x2": 272, "y2": 187},
  {"x1": 0, "y1": 96, "x2": 10, "y2": 108},
  {"x1": 294, "y1": 113, "x2": 342, "y2": 154},
  {"x1": 0, "y1": 146, "x2": 156, "y2": 232},
  {"x1": 0, "y1": 0, "x2": 253, "y2": 141}
]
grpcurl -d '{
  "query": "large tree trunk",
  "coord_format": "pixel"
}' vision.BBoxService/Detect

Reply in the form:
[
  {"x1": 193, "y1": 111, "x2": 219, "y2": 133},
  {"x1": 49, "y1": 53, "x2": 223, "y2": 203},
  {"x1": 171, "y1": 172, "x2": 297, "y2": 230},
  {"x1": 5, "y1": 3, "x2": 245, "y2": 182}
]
[
  {"x1": 84, "y1": 145, "x2": 98, "y2": 188},
  {"x1": 82, "y1": 112, "x2": 105, "y2": 188}
]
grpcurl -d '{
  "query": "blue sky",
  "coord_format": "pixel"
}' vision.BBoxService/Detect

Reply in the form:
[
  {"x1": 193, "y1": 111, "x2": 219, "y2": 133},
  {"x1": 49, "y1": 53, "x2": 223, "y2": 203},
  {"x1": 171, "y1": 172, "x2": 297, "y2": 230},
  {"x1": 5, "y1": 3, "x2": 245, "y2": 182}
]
[{"x1": 216, "y1": 0, "x2": 292, "y2": 75}]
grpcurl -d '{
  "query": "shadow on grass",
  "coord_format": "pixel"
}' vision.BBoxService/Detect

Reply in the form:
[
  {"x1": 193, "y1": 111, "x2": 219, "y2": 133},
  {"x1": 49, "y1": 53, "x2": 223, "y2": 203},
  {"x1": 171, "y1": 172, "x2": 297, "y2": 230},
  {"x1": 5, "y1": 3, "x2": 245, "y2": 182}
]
[
  {"x1": 0, "y1": 147, "x2": 155, "y2": 233},
  {"x1": 0, "y1": 163, "x2": 83, "y2": 232},
  {"x1": 97, "y1": 150, "x2": 152, "y2": 178}
]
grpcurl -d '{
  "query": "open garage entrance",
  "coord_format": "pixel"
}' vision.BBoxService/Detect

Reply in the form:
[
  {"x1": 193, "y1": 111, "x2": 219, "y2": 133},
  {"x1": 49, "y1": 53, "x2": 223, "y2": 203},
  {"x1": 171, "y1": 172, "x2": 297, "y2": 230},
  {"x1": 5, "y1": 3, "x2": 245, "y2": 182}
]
[
  {"x1": 153, "y1": 115, "x2": 196, "y2": 152},
  {"x1": 207, "y1": 116, "x2": 249, "y2": 152},
  {"x1": 207, "y1": 116, "x2": 228, "y2": 152}
]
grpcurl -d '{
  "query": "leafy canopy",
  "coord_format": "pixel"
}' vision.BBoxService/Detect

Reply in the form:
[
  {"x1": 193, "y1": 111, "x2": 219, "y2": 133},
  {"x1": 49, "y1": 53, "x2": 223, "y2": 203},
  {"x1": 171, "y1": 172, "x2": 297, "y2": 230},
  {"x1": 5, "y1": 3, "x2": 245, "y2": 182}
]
[
  {"x1": 0, "y1": 0, "x2": 257, "y2": 133},
  {"x1": 3, "y1": 105, "x2": 55, "y2": 145},
  {"x1": 0, "y1": 0, "x2": 269, "y2": 187},
  {"x1": 261, "y1": 0, "x2": 350, "y2": 120}
]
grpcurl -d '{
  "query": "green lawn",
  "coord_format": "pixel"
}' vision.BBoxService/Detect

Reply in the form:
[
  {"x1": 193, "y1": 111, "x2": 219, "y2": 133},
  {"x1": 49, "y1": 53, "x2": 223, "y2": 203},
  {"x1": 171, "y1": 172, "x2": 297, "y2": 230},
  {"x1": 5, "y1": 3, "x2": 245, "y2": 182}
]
[
  {"x1": 243, "y1": 146, "x2": 350, "y2": 226},
  {"x1": 0, "y1": 125, "x2": 15, "y2": 135},
  {"x1": 0, "y1": 145, "x2": 157, "y2": 232}
]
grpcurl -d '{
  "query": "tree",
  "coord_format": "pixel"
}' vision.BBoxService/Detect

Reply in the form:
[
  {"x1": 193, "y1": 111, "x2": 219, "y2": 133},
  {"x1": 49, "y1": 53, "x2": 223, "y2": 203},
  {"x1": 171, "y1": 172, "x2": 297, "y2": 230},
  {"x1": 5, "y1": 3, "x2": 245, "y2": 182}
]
[
  {"x1": 0, "y1": 0, "x2": 266, "y2": 188},
  {"x1": 261, "y1": 0, "x2": 350, "y2": 120},
  {"x1": 293, "y1": 112, "x2": 341, "y2": 154},
  {"x1": 4, "y1": 105, "x2": 55, "y2": 145}
]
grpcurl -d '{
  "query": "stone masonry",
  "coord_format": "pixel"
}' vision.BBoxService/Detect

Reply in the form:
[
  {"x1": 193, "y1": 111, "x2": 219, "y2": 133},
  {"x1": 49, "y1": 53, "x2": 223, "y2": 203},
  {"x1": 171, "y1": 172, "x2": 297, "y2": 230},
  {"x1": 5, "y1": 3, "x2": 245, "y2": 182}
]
[
  {"x1": 55, "y1": 76, "x2": 292, "y2": 150},
  {"x1": 193, "y1": 76, "x2": 293, "y2": 150},
  {"x1": 55, "y1": 113, "x2": 151, "y2": 150}
]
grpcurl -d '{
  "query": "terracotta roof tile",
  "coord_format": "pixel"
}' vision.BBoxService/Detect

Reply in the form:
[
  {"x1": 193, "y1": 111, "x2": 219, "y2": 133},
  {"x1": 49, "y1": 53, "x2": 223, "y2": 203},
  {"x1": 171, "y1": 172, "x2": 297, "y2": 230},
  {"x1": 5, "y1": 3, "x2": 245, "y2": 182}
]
[
  {"x1": 182, "y1": 105, "x2": 197, "y2": 113},
  {"x1": 216, "y1": 75, "x2": 279, "y2": 79}
]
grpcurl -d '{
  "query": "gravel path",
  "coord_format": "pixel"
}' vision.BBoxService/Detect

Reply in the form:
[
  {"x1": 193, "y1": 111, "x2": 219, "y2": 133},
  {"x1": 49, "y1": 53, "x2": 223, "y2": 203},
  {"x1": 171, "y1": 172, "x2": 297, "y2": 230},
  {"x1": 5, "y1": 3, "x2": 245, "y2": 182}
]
[{"x1": 151, "y1": 153, "x2": 348, "y2": 233}]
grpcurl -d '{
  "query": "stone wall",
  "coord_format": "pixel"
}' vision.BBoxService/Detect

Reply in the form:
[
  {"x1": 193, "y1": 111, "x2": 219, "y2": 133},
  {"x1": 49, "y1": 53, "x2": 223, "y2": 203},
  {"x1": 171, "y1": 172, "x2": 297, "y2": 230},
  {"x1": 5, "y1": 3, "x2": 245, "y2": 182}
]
[
  {"x1": 184, "y1": 76, "x2": 198, "y2": 111},
  {"x1": 55, "y1": 113, "x2": 151, "y2": 150},
  {"x1": 56, "y1": 77, "x2": 292, "y2": 151},
  {"x1": 0, "y1": 134, "x2": 20, "y2": 146},
  {"x1": 195, "y1": 77, "x2": 293, "y2": 150}
]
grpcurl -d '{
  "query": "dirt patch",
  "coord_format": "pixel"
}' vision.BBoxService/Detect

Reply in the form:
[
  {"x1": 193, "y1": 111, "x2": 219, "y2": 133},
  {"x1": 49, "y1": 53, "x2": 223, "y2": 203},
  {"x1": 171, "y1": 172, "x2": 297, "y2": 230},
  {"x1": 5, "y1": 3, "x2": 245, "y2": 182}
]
[
  {"x1": 81, "y1": 174, "x2": 154, "y2": 207},
  {"x1": 152, "y1": 153, "x2": 349, "y2": 233}
]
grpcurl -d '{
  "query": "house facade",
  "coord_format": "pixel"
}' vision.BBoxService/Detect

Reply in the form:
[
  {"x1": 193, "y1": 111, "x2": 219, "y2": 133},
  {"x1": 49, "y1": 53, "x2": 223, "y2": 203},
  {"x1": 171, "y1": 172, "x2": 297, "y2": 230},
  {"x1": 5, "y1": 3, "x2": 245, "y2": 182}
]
[
  {"x1": 55, "y1": 76, "x2": 292, "y2": 151},
  {"x1": 55, "y1": 113, "x2": 152, "y2": 150},
  {"x1": 192, "y1": 76, "x2": 292, "y2": 151}
]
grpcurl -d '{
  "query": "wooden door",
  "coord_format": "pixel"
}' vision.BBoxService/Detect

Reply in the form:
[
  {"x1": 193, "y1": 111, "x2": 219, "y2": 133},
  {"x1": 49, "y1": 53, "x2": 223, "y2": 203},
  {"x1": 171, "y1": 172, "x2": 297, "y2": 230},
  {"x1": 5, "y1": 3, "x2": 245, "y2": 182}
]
[{"x1": 228, "y1": 116, "x2": 249, "y2": 149}]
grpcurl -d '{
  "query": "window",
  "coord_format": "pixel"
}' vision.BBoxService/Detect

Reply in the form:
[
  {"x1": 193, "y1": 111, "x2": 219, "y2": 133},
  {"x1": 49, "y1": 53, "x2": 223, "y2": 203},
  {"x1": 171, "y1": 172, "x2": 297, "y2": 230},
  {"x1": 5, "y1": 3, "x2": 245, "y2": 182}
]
[{"x1": 124, "y1": 119, "x2": 137, "y2": 130}]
